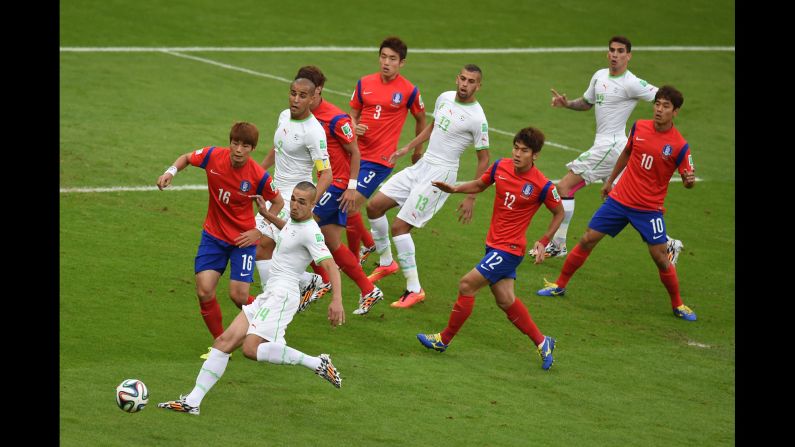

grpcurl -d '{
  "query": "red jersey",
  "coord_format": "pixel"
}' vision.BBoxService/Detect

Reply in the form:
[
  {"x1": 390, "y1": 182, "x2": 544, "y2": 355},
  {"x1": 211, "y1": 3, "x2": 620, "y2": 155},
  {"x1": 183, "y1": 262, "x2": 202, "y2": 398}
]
[
  {"x1": 189, "y1": 146, "x2": 279, "y2": 244},
  {"x1": 479, "y1": 158, "x2": 562, "y2": 256},
  {"x1": 312, "y1": 98, "x2": 356, "y2": 190},
  {"x1": 349, "y1": 72, "x2": 424, "y2": 168},
  {"x1": 609, "y1": 120, "x2": 694, "y2": 212}
]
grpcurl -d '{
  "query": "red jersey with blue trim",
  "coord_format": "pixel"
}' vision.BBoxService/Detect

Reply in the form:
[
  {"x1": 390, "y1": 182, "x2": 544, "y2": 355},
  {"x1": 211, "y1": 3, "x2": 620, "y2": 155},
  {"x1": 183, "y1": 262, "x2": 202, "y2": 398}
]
[
  {"x1": 189, "y1": 146, "x2": 279, "y2": 244},
  {"x1": 479, "y1": 158, "x2": 562, "y2": 256},
  {"x1": 349, "y1": 73, "x2": 424, "y2": 168},
  {"x1": 312, "y1": 98, "x2": 356, "y2": 190},
  {"x1": 609, "y1": 120, "x2": 694, "y2": 212}
]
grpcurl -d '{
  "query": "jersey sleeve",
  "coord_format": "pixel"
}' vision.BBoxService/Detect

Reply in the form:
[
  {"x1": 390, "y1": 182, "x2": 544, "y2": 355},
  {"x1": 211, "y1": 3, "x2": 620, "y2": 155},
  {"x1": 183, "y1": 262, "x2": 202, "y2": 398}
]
[
  {"x1": 473, "y1": 118, "x2": 490, "y2": 150},
  {"x1": 480, "y1": 160, "x2": 500, "y2": 186},
  {"x1": 256, "y1": 172, "x2": 280, "y2": 201},
  {"x1": 582, "y1": 71, "x2": 600, "y2": 105},
  {"x1": 306, "y1": 226, "x2": 333, "y2": 264},
  {"x1": 627, "y1": 76, "x2": 658, "y2": 102},
  {"x1": 543, "y1": 183, "x2": 563, "y2": 210},
  {"x1": 329, "y1": 114, "x2": 355, "y2": 144},
  {"x1": 307, "y1": 126, "x2": 331, "y2": 171},
  {"x1": 188, "y1": 146, "x2": 215, "y2": 168},
  {"x1": 675, "y1": 144, "x2": 694, "y2": 174},
  {"x1": 407, "y1": 87, "x2": 425, "y2": 115},
  {"x1": 349, "y1": 79, "x2": 363, "y2": 110}
]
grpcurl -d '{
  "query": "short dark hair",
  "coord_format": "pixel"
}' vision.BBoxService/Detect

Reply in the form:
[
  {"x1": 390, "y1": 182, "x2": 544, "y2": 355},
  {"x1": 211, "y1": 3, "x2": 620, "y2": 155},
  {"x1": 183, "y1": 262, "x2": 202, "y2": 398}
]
[
  {"x1": 380, "y1": 36, "x2": 408, "y2": 60},
  {"x1": 296, "y1": 65, "x2": 326, "y2": 88},
  {"x1": 293, "y1": 181, "x2": 317, "y2": 195},
  {"x1": 229, "y1": 121, "x2": 258, "y2": 148},
  {"x1": 463, "y1": 64, "x2": 482, "y2": 78},
  {"x1": 513, "y1": 126, "x2": 545, "y2": 153},
  {"x1": 609, "y1": 35, "x2": 632, "y2": 52},
  {"x1": 655, "y1": 85, "x2": 684, "y2": 109}
]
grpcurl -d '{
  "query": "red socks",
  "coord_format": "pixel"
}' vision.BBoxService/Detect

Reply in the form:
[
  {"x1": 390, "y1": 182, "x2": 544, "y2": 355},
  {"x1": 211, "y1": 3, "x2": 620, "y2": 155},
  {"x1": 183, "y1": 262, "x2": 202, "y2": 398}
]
[
  {"x1": 557, "y1": 244, "x2": 591, "y2": 288},
  {"x1": 332, "y1": 245, "x2": 374, "y2": 294},
  {"x1": 199, "y1": 296, "x2": 224, "y2": 339},
  {"x1": 346, "y1": 212, "x2": 374, "y2": 259},
  {"x1": 659, "y1": 264, "x2": 683, "y2": 308},
  {"x1": 503, "y1": 298, "x2": 544, "y2": 346},
  {"x1": 310, "y1": 261, "x2": 330, "y2": 283},
  {"x1": 440, "y1": 294, "x2": 475, "y2": 344}
]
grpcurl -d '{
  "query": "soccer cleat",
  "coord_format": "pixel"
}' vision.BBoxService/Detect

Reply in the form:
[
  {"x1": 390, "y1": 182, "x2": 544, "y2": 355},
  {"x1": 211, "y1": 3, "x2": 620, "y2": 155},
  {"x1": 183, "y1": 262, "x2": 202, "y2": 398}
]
[
  {"x1": 673, "y1": 304, "x2": 697, "y2": 321},
  {"x1": 157, "y1": 395, "x2": 200, "y2": 415},
  {"x1": 200, "y1": 347, "x2": 231, "y2": 360},
  {"x1": 529, "y1": 241, "x2": 567, "y2": 258},
  {"x1": 359, "y1": 245, "x2": 376, "y2": 266},
  {"x1": 366, "y1": 261, "x2": 399, "y2": 283},
  {"x1": 417, "y1": 332, "x2": 448, "y2": 352},
  {"x1": 537, "y1": 336, "x2": 556, "y2": 370},
  {"x1": 352, "y1": 286, "x2": 384, "y2": 315},
  {"x1": 536, "y1": 279, "x2": 566, "y2": 297},
  {"x1": 315, "y1": 353, "x2": 342, "y2": 388},
  {"x1": 297, "y1": 274, "x2": 332, "y2": 313},
  {"x1": 666, "y1": 238, "x2": 684, "y2": 265},
  {"x1": 391, "y1": 289, "x2": 426, "y2": 308}
]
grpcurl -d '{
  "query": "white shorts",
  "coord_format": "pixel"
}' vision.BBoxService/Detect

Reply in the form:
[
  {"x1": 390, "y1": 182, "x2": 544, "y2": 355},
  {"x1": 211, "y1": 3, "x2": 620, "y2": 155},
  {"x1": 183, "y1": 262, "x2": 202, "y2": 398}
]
[
  {"x1": 255, "y1": 187, "x2": 293, "y2": 241},
  {"x1": 378, "y1": 159, "x2": 457, "y2": 228},
  {"x1": 242, "y1": 285, "x2": 299, "y2": 344},
  {"x1": 565, "y1": 135, "x2": 627, "y2": 185}
]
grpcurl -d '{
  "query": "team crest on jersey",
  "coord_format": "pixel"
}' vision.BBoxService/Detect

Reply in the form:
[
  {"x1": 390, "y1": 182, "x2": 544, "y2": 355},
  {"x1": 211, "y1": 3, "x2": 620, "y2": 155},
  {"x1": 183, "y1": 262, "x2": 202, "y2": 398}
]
[
  {"x1": 521, "y1": 183, "x2": 534, "y2": 198},
  {"x1": 240, "y1": 180, "x2": 252, "y2": 192},
  {"x1": 662, "y1": 144, "x2": 673, "y2": 158},
  {"x1": 391, "y1": 92, "x2": 403, "y2": 107}
]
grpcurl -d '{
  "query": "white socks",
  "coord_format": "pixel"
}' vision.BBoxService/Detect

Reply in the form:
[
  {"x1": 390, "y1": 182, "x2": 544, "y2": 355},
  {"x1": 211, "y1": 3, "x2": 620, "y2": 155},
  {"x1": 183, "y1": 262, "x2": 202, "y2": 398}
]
[
  {"x1": 255, "y1": 259, "x2": 272, "y2": 289},
  {"x1": 552, "y1": 198, "x2": 575, "y2": 247},
  {"x1": 369, "y1": 215, "x2": 393, "y2": 266},
  {"x1": 185, "y1": 348, "x2": 230, "y2": 407},
  {"x1": 394, "y1": 233, "x2": 421, "y2": 292},
  {"x1": 256, "y1": 341, "x2": 321, "y2": 371}
]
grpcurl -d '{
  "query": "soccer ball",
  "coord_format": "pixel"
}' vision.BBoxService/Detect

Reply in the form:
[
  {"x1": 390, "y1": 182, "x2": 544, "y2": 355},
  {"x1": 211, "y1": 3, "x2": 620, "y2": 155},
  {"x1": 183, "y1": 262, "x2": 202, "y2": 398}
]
[{"x1": 115, "y1": 379, "x2": 149, "y2": 413}]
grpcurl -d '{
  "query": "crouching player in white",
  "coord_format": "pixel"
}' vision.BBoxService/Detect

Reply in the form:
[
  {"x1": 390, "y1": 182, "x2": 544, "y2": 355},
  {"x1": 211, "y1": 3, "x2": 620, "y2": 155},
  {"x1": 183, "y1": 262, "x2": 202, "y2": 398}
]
[
  {"x1": 158, "y1": 182, "x2": 345, "y2": 415},
  {"x1": 364, "y1": 64, "x2": 490, "y2": 308}
]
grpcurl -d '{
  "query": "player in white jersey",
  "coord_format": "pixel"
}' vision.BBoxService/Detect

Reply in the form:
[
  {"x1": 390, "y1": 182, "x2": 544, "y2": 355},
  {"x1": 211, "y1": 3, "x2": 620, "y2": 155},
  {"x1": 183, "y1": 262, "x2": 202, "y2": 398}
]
[
  {"x1": 253, "y1": 77, "x2": 333, "y2": 290},
  {"x1": 531, "y1": 36, "x2": 685, "y2": 265},
  {"x1": 158, "y1": 182, "x2": 345, "y2": 416},
  {"x1": 364, "y1": 65, "x2": 490, "y2": 308}
]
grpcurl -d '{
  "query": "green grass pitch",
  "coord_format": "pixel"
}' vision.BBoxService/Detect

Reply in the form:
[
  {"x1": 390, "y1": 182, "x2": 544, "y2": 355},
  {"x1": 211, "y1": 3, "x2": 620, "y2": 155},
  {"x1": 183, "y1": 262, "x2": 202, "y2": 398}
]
[{"x1": 60, "y1": 1, "x2": 734, "y2": 445}]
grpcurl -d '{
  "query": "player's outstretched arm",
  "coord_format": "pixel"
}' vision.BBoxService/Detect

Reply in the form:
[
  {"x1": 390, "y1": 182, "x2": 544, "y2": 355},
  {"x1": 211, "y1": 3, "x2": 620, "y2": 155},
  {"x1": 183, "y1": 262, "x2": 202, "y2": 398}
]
[
  {"x1": 255, "y1": 196, "x2": 287, "y2": 230},
  {"x1": 551, "y1": 88, "x2": 592, "y2": 111},
  {"x1": 318, "y1": 257, "x2": 345, "y2": 327},
  {"x1": 314, "y1": 168, "x2": 333, "y2": 205},
  {"x1": 601, "y1": 145, "x2": 632, "y2": 199},
  {"x1": 410, "y1": 110, "x2": 428, "y2": 164},
  {"x1": 390, "y1": 119, "x2": 434, "y2": 164},
  {"x1": 457, "y1": 149, "x2": 491, "y2": 224},
  {"x1": 432, "y1": 178, "x2": 489, "y2": 195},
  {"x1": 156, "y1": 153, "x2": 191, "y2": 190}
]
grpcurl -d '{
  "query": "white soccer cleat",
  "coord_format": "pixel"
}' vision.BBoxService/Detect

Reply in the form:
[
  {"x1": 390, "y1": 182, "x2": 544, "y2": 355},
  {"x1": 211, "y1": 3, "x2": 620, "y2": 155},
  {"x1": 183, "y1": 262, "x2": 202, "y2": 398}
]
[{"x1": 666, "y1": 238, "x2": 684, "y2": 265}]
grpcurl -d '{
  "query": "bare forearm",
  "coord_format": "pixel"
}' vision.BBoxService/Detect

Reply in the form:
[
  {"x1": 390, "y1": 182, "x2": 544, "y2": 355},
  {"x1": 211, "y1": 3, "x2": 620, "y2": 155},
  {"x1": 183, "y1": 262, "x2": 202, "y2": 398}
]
[{"x1": 566, "y1": 98, "x2": 593, "y2": 111}]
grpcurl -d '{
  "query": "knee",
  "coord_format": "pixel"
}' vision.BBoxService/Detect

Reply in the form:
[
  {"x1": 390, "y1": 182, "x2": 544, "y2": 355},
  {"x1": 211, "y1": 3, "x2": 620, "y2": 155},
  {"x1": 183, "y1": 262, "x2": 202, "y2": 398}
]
[
  {"x1": 391, "y1": 219, "x2": 410, "y2": 236},
  {"x1": 458, "y1": 278, "x2": 476, "y2": 296},
  {"x1": 195, "y1": 287, "x2": 215, "y2": 302},
  {"x1": 241, "y1": 340, "x2": 260, "y2": 360},
  {"x1": 229, "y1": 291, "x2": 248, "y2": 308},
  {"x1": 366, "y1": 201, "x2": 380, "y2": 219}
]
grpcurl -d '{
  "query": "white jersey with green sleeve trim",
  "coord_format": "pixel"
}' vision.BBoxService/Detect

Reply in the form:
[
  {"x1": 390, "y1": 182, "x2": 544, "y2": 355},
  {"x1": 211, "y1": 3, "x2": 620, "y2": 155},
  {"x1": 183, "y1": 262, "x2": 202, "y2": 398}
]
[
  {"x1": 272, "y1": 109, "x2": 330, "y2": 190},
  {"x1": 266, "y1": 217, "x2": 332, "y2": 291},
  {"x1": 582, "y1": 68, "x2": 658, "y2": 139},
  {"x1": 420, "y1": 91, "x2": 489, "y2": 169}
]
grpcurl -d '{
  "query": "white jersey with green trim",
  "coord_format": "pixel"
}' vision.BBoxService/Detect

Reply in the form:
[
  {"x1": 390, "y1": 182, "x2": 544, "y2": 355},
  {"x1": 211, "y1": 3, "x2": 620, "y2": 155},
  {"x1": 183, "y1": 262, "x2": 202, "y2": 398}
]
[
  {"x1": 582, "y1": 68, "x2": 658, "y2": 139},
  {"x1": 266, "y1": 217, "x2": 332, "y2": 292},
  {"x1": 421, "y1": 91, "x2": 489, "y2": 169},
  {"x1": 272, "y1": 109, "x2": 330, "y2": 191}
]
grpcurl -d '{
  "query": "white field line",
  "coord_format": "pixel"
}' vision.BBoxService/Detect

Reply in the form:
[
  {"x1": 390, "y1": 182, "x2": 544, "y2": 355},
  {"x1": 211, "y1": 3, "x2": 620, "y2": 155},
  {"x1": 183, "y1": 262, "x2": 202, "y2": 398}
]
[
  {"x1": 60, "y1": 46, "x2": 735, "y2": 53},
  {"x1": 60, "y1": 177, "x2": 704, "y2": 194}
]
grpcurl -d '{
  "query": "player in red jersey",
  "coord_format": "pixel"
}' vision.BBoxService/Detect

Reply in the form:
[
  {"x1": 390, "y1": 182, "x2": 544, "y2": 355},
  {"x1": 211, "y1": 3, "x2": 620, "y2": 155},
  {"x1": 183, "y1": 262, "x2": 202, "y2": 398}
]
[
  {"x1": 291, "y1": 65, "x2": 385, "y2": 316},
  {"x1": 346, "y1": 36, "x2": 426, "y2": 263},
  {"x1": 157, "y1": 122, "x2": 284, "y2": 344},
  {"x1": 537, "y1": 86, "x2": 698, "y2": 322},
  {"x1": 416, "y1": 126, "x2": 564, "y2": 370}
]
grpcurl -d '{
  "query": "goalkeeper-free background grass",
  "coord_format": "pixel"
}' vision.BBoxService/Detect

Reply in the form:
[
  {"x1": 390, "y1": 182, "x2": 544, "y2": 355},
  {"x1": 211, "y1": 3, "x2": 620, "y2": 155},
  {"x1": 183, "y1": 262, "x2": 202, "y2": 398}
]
[{"x1": 60, "y1": 1, "x2": 735, "y2": 445}]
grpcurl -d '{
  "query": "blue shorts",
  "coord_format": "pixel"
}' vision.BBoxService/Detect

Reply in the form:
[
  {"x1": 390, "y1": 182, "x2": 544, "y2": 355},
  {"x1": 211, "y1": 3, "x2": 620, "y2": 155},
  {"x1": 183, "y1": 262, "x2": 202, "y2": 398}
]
[
  {"x1": 474, "y1": 245, "x2": 524, "y2": 284},
  {"x1": 356, "y1": 160, "x2": 393, "y2": 198},
  {"x1": 589, "y1": 197, "x2": 668, "y2": 245},
  {"x1": 194, "y1": 230, "x2": 256, "y2": 282},
  {"x1": 313, "y1": 185, "x2": 347, "y2": 227}
]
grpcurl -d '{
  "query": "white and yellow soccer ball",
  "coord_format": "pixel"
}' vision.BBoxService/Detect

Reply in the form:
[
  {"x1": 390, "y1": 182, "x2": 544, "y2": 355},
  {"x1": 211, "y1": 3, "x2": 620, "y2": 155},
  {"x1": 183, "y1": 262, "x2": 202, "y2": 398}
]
[{"x1": 115, "y1": 379, "x2": 149, "y2": 413}]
